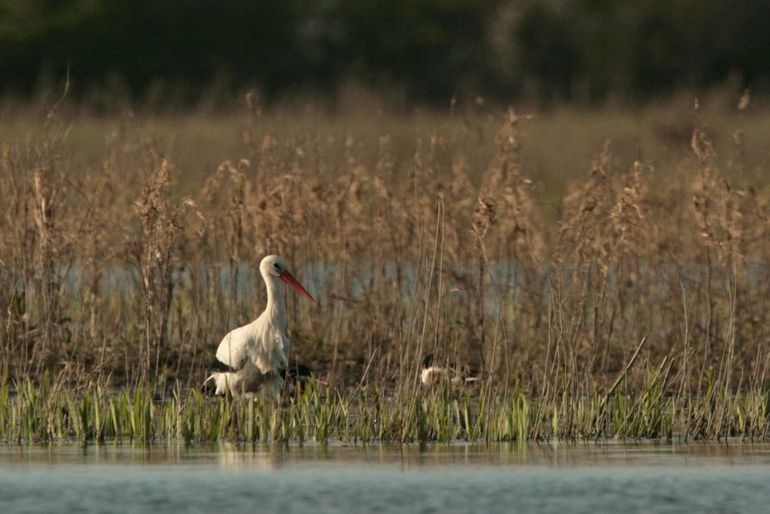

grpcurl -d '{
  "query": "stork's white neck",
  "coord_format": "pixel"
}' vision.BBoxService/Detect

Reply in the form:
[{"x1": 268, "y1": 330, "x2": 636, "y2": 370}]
[{"x1": 263, "y1": 274, "x2": 287, "y2": 331}]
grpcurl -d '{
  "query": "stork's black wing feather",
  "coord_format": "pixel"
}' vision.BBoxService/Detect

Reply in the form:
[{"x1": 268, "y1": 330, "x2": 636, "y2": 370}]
[{"x1": 210, "y1": 359, "x2": 238, "y2": 373}]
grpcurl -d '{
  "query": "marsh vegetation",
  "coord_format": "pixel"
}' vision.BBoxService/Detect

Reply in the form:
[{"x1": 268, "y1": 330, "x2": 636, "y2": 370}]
[{"x1": 2, "y1": 92, "x2": 770, "y2": 443}]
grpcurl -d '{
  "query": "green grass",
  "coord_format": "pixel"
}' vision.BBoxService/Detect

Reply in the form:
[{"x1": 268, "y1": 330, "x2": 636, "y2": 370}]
[{"x1": 2, "y1": 377, "x2": 768, "y2": 445}]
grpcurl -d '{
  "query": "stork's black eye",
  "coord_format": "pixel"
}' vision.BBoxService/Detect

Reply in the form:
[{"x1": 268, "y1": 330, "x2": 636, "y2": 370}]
[{"x1": 273, "y1": 262, "x2": 280, "y2": 270}]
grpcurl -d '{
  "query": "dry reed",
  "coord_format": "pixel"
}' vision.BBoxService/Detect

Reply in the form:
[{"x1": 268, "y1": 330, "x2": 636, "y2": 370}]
[{"x1": 1, "y1": 95, "x2": 770, "y2": 442}]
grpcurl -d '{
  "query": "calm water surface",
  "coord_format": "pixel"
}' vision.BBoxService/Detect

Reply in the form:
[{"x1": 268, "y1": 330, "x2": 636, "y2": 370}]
[{"x1": 2, "y1": 442, "x2": 770, "y2": 513}]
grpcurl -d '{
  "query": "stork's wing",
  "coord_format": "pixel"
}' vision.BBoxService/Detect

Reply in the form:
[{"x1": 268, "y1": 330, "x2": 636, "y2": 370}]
[
  {"x1": 246, "y1": 328, "x2": 288, "y2": 373},
  {"x1": 215, "y1": 327, "x2": 250, "y2": 371},
  {"x1": 209, "y1": 359, "x2": 237, "y2": 373}
]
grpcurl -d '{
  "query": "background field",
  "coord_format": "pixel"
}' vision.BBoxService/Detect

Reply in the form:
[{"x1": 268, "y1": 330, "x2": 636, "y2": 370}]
[
  {"x1": 3, "y1": 93, "x2": 770, "y2": 441},
  {"x1": 2, "y1": 91, "x2": 769, "y2": 385}
]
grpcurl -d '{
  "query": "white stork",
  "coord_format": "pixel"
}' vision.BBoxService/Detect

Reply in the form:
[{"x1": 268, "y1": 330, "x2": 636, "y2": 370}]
[{"x1": 205, "y1": 255, "x2": 315, "y2": 397}]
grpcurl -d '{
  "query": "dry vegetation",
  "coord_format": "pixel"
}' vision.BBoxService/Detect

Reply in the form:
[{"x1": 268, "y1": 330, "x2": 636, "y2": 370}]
[{"x1": 2, "y1": 92, "x2": 770, "y2": 442}]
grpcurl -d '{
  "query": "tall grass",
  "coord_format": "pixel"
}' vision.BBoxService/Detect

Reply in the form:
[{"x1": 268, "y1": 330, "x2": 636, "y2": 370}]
[{"x1": 2, "y1": 94, "x2": 770, "y2": 442}]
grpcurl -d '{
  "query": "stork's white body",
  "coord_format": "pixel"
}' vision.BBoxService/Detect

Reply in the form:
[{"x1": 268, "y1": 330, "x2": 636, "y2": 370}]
[{"x1": 205, "y1": 255, "x2": 313, "y2": 397}]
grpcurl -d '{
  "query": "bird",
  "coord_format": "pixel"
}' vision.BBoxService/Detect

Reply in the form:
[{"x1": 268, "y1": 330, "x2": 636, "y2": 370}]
[
  {"x1": 204, "y1": 255, "x2": 315, "y2": 397},
  {"x1": 420, "y1": 353, "x2": 480, "y2": 387}
]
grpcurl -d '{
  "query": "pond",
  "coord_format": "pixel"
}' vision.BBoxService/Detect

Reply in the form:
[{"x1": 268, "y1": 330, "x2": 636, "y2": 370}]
[{"x1": 2, "y1": 442, "x2": 770, "y2": 513}]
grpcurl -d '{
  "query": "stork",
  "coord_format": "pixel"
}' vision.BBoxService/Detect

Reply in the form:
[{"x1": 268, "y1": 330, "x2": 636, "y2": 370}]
[{"x1": 205, "y1": 255, "x2": 315, "y2": 397}]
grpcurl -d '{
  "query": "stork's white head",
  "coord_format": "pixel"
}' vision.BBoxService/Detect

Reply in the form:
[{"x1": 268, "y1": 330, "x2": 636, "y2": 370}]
[
  {"x1": 260, "y1": 255, "x2": 288, "y2": 278},
  {"x1": 260, "y1": 255, "x2": 315, "y2": 303}
]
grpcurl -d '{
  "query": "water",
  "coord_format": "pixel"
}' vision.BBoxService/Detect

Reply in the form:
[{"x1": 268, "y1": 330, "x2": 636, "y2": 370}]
[{"x1": 2, "y1": 443, "x2": 770, "y2": 513}]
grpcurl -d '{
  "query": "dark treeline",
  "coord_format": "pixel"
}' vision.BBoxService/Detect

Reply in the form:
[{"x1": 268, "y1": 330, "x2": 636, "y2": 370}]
[{"x1": 1, "y1": 0, "x2": 768, "y2": 107}]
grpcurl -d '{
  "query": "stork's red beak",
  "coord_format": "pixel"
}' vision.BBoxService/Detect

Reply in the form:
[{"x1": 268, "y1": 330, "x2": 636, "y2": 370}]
[{"x1": 279, "y1": 270, "x2": 315, "y2": 303}]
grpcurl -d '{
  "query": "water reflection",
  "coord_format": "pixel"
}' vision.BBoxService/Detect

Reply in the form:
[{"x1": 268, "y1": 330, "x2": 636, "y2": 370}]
[{"x1": 3, "y1": 441, "x2": 770, "y2": 470}]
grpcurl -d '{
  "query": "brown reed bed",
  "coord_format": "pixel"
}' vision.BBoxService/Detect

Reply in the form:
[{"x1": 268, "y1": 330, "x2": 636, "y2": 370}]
[{"x1": 1, "y1": 93, "x2": 770, "y2": 442}]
